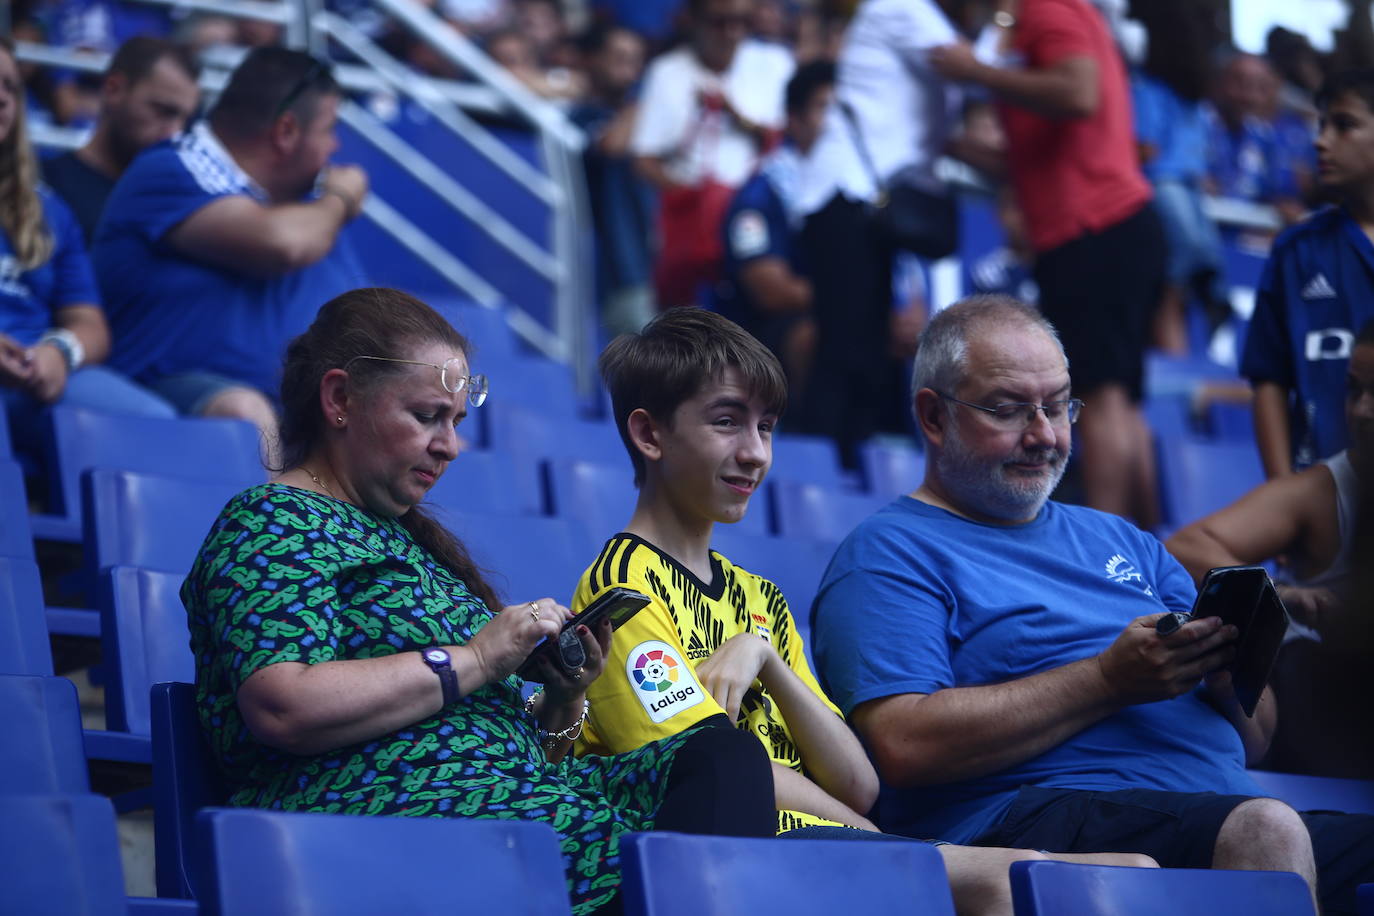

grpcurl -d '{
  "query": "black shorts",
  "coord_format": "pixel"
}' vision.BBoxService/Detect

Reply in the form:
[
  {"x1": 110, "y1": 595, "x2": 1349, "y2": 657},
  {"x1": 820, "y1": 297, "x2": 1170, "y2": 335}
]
[
  {"x1": 1034, "y1": 203, "x2": 1166, "y2": 402},
  {"x1": 973, "y1": 785, "x2": 1374, "y2": 915}
]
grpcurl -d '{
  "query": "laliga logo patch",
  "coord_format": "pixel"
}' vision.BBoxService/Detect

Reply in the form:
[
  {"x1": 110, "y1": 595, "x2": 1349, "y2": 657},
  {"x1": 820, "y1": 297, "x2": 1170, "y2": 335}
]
[{"x1": 627, "y1": 640, "x2": 704, "y2": 723}]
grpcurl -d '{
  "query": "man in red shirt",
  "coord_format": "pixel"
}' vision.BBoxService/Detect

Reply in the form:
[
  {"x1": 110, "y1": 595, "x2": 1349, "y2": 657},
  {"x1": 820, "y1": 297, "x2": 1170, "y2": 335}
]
[{"x1": 933, "y1": 0, "x2": 1165, "y2": 528}]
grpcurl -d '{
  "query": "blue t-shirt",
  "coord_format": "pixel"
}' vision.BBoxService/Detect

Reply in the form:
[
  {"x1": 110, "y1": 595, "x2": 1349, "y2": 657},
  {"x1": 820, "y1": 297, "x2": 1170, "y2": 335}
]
[
  {"x1": 1205, "y1": 108, "x2": 1296, "y2": 202},
  {"x1": 1, "y1": 186, "x2": 101, "y2": 346},
  {"x1": 812, "y1": 497, "x2": 1260, "y2": 845},
  {"x1": 93, "y1": 124, "x2": 363, "y2": 398},
  {"x1": 1240, "y1": 206, "x2": 1374, "y2": 468},
  {"x1": 1132, "y1": 74, "x2": 1208, "y2": 185}
]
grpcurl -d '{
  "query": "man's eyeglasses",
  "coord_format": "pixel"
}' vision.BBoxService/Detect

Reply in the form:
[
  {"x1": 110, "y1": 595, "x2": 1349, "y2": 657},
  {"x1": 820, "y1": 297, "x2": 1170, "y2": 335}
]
[
  {"x1": 273, "y1": 58, "x2": 329, "y2": 119},
  {"x1": 935, "y1": 391, "x2": 1083, "y2": 428},
  {"x1": 345, "y1": 356, "x2": 489, "y2": 406}
]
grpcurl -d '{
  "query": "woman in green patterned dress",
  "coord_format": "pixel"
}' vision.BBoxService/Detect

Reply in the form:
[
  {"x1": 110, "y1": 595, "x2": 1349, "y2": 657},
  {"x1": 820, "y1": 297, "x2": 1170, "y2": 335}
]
[{"x1": 182, "y1": 288, "x2": 776, "y2": 914}]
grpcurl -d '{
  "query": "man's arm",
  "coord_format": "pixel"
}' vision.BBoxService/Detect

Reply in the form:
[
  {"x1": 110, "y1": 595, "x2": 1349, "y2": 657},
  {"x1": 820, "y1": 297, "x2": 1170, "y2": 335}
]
[
  {"x1": 930, "y1": 45, "x2": 1099, "y2": 119},
  {"x1": 164, "y1": 165, "x2": 366, "y2": 277},
  {"x1": 632, "y1": 155, "x2": 683, "y2": 193},
  {"x1": 1252, "y1": 381, "x2": 1294, "y2": 478},
  {"x1": 737, "y1": 258, "x2": 812, "y2": 314},
  {"x1": 1165, "y1": 467, "x2": 1328, "y2": 582},
  {"x1": 851, "y1": 614, "x2": 1236, "y2": 787}
]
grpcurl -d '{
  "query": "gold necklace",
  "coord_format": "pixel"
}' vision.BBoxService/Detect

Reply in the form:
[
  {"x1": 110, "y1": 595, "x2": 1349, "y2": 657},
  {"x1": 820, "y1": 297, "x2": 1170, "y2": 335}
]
[{"x1": 301, "y1": 466, "x2": 335, "y2": 498}]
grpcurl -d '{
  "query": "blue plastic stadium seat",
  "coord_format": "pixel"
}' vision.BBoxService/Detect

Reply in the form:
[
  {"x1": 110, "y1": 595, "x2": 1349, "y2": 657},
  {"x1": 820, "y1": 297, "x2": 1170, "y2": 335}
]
[
  {"x1": 1207, "y1": 401, "x2": 1256, "y2": 441},
  {"x1": 83, "y1": 469, "x2": 260, "y2": 581},
  {"x1": 100, "y1": 567, "x2": 196, "y2": 738},
  {"x1": 708, "y1": 529, "x2": 838, "y2": 661},
  {"x1": 427, "y1": 510, "x2": 592, "y2": 606},
  {"x1": 620, "y1": 831, "x2": 955, "y2": 916},
  {"x1": 0, "y1": 794, "x2": 197, "y2": 916},
  {"x1": 429, "y1": 297, "x2": 521, "y2": 363},
  {"x1": 1155, "y1": 437, "x2": 1265, "y2": 530},
  {"x1": 0, "y1": 674, "x2": 89, "y2": 793},
  {"x1": 1247, "y1": 769, "x2": 1374, "y2": 815},
  {"x1": 32, "y1": 405, "x2": 266, "y2": 543},
  {"x1": 0, "y1": 400, "x2": 11, "y2": 457},
  {"x1": 860, "y1": 439, "x2": 925, "y2": 497},
  {"x1": 153, "y1": 682, "x2": 228, "y2": 900},
  {"x1": 546, "y1": 457, "x2": 770, "y2": 541},
  {"x1": 771, "y1": 478, "x2": 890, "y2": 542},
  {"x1": 0, "y1": 556, "x2": 54, "y2": 676},
  {"x1": 0, "y1": 457, "x2": 34, "y2": 559},
  {"x1": 1008, "y1": 860, "x2": 1314, "y2": 916},
  {"x1": 424, "y1": 446, "x2": 543, "y2": 517},
  {"x1": 485, "y1": 354, "x2": 583, "y2": 420},
  {"x1": 770, "y1": 434, "x2": 854, "y2": 489},
  {"x1": 1145, "y1": 352, "x2": 1241, "y2": 398},
  {"x1": 196, "y1": 808, "x2": 572, "y2": 916},
  {"x1": 485, "y1": 401, "x2": 627, "y2": 473}
]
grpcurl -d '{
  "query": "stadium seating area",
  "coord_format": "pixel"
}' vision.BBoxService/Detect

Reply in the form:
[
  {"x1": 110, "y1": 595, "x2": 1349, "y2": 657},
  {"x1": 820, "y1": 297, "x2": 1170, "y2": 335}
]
[
  {"x1": 4, "y1": 297, "x2": 1372, "y2": 913},
  {"x1": 1, "y1": 6, "x2": 1369, "y2": 914}
]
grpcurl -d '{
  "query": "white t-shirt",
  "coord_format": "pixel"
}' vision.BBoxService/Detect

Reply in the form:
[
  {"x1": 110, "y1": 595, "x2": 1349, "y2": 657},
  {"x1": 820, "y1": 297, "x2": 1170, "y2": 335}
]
[
  {"x1": 796, "y1": 0, "x2": 999, "y2": 216},
  {"x1": 630, "y1": 40, "x2": 795, "y2": 189}
]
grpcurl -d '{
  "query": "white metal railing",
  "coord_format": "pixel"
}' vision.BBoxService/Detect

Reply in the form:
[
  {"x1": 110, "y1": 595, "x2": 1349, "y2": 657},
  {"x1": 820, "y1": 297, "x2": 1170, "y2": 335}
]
[{"x1": 17, "y1": 0, "x2": 593, "y2": 374}]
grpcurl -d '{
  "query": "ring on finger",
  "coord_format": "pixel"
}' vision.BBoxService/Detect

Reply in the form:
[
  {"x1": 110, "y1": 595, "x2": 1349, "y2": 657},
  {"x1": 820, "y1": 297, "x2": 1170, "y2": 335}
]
[
  {"x1": 528, "y1": 601, "x2": 540, "y2": 623},
  {"x1": 570, "y1": 667, "x2": 584, "y2": 681}
]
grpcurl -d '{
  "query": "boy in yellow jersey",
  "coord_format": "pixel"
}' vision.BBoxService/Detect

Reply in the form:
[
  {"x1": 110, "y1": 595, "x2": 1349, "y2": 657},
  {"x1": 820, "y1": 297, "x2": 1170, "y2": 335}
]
[{"x1": 572, "y1": 308, "x2": 1155, "y2": 916}]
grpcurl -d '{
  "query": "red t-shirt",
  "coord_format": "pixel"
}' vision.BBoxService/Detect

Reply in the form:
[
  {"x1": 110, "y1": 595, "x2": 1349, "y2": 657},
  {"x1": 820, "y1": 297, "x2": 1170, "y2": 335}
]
[{"x1": 999, "y1": 0, "x2": 1151, "y2": 253}]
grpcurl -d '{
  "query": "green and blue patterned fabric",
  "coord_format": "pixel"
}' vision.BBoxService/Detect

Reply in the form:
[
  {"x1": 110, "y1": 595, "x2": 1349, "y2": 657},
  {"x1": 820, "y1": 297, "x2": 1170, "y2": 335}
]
[{"x1": 184, "y1": 483, "x2": 694, "y2": 913}]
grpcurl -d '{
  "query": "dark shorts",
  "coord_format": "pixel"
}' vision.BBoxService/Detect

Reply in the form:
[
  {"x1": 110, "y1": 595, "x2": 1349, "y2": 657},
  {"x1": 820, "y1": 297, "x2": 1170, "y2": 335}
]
[
  {"x1": 1034, "y1": 203, "x2": 1166, "y2": 403},
  {"x1": 974, "y1": 785, "x2": 1374, "y2": 914}
]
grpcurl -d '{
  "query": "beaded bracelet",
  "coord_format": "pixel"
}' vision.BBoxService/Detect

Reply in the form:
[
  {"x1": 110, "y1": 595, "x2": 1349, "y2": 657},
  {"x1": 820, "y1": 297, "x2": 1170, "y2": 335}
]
[{"x1": 524, "y1": 690, "x2": 590, "y2": 744}]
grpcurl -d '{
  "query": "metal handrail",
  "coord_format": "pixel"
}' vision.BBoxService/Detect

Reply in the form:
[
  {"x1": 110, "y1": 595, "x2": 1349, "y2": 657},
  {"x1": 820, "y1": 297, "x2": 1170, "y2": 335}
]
[
  {"x1": 336, "y1": 100, "x2": 563, "y2": 281},
  {"x1": 315, "y1": 12, "x2": 560, "y2": 205}
]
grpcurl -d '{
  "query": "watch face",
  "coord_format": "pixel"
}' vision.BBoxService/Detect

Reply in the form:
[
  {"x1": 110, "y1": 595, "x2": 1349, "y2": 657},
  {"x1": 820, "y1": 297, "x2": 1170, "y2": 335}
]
[{"x1": 424, "y1": 649, "x2": 447, "y2": 665}]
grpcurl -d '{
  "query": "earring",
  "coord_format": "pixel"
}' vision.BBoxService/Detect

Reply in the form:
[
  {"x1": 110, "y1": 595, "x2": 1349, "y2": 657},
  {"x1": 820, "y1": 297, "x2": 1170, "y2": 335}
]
[{"x1": 336, "y1": 416, "x2": 345, "y2": 426}]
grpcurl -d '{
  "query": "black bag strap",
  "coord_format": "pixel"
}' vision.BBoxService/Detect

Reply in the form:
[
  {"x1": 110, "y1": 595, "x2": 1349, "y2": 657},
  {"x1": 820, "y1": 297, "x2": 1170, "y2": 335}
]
[{"x1": 837, "y1": 99, "x2": 886, "y2": 194}]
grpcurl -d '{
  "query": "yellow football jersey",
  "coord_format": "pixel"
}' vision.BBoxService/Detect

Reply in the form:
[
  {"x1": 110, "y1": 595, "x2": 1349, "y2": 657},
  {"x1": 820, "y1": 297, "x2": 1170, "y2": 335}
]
[{"x1": 572, "y1": 533, "x2": 847, "y2": 833}]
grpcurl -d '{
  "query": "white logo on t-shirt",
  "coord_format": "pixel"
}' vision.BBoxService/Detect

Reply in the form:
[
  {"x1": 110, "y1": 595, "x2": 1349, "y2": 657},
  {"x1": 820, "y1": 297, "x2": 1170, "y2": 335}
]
[
  {"x1": 626, "y1": 640, "x2": 705, "y2": 724},
  {"x1": 1105, "y1": 554, "x2": 1154, "y2": 597}
]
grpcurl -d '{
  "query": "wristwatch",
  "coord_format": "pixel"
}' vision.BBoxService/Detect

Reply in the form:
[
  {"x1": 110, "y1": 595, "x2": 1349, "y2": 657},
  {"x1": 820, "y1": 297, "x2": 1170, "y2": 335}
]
[{"x1": 421, "y1": 648, "x2": 459, "y2": 706}]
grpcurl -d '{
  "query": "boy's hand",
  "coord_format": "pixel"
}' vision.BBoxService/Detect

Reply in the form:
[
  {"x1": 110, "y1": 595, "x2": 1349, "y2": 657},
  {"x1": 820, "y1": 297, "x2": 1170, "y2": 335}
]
[{"x1": 696, "y1": 633, "x2": 777, "y2": 723}]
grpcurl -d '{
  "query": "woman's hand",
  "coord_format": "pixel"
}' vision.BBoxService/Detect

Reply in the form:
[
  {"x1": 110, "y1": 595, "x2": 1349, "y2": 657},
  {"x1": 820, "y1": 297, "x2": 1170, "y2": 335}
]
[
  {"x1": 538, "y1": 617, "x2": 614, "y2": 705},
  {"x1": 0, "y1": 334, "x2": 33, "y2": 388},
  {"x1": 696, "y1": 633, "x2": 778, "y2": 722},
  {"x1": 25, "y1": 343, "x2": 69, "y2": 403},
  {"x1": 466, "y1": 598, "x2": 567, "y2": 684}
]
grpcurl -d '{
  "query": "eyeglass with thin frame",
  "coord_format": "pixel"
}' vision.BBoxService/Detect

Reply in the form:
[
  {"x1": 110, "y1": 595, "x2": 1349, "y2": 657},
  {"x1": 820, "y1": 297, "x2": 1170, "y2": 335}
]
[
  {"x1": 934, "y1": 390, "x2": 1083, "y2": 428},
  {"x1": 344, "y1": 356, "x2": 489, "y2": 406},
  {"x1": 273, "y1": 58, "x2": 329, "y2": 119}
]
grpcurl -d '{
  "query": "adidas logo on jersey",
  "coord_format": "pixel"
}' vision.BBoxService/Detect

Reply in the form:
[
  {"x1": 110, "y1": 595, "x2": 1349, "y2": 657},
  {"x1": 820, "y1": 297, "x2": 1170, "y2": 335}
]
[{"x1": 1300, "y1": 273, "x2": 1337, "y2": 300}]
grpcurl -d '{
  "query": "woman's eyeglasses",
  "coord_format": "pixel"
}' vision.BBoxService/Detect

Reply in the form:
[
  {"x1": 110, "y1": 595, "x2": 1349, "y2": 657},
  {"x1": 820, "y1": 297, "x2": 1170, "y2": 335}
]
[{"x1": 345, "y1": 356, "x2": 489, "y2": 406}]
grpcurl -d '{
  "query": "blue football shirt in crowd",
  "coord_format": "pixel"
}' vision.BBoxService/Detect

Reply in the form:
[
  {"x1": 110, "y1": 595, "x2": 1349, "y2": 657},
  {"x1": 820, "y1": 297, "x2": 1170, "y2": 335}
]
[
  {"x1": 713, "y1": 145, "x2": 805, "y2": 353},
  {"x1": 92, "y1": 123, "x2": 364, "y2": 400},
  {"x1": 1, "y1": 186, "x2": 101, "y2": 345},
  {"x1": 1241, "y1": 206, "x2": 1374, "y2": 468},
  {"x1": 1131, "y1": 74, "x2": 1209, "y2": 185},
  {"x1": 813, "y1": 497, "x2": 1260, "y2": 845},
  {"x1": 1205, "y1": 108, "x2": 1296, "y2": 202}
]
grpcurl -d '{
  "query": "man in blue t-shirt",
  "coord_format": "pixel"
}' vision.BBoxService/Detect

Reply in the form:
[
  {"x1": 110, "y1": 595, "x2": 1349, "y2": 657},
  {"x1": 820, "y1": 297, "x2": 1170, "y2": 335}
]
[
  {"x1": 812, "y1": 295, "x2": 1374, "y2": 915},
  {"x1": 43, "y1": 36, "x2": 200, "y2": 245},
  {"x1": 92, "y1": 47, "x2": 367, "y2": 464},
  {"x1": 713, "y1": 60, "x2": 832, "y2": 392},
  {"x1": 1242, "y1": 69, "x2": 1374, "y2": 478}
]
